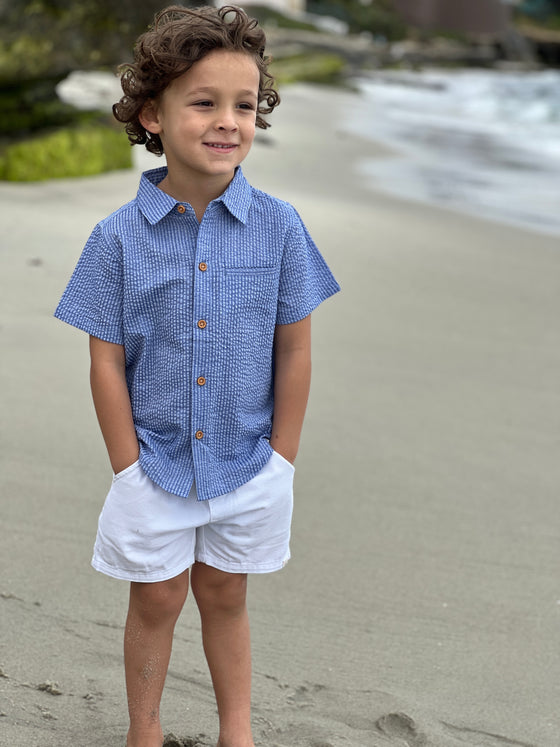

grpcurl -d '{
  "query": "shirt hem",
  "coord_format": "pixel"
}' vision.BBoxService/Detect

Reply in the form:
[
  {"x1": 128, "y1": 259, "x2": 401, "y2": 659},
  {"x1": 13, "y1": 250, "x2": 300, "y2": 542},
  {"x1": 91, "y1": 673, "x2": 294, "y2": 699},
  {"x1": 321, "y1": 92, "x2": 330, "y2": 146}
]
[{"x1": 139, "y1": 442, "x2": 274, "y2": 502}]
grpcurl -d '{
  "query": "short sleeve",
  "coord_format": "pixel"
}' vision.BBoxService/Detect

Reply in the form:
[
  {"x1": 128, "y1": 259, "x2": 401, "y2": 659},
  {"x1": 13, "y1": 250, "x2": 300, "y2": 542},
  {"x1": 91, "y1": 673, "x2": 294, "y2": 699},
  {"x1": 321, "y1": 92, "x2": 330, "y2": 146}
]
[
  {"x1": 276, "y1": 212, "x2": 340, "y2": 325},
  {"x1": 54, "y1": 223, "x2": 124, "y2": 344}
]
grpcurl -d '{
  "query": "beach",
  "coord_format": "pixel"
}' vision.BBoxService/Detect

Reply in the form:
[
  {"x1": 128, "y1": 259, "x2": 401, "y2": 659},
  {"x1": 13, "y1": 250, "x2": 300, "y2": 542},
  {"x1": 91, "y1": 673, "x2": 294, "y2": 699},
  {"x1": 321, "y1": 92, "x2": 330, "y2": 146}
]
[{"x1": 1, "y1": 83, "x2": 559, "y2": 746}]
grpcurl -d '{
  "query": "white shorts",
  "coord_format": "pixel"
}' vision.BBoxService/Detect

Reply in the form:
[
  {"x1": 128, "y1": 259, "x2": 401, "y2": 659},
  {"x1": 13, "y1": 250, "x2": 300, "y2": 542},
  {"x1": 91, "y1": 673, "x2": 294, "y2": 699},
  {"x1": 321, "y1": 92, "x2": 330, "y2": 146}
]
[{"x1": 91, "y1": 450, "x2": 294, "y2": 582}]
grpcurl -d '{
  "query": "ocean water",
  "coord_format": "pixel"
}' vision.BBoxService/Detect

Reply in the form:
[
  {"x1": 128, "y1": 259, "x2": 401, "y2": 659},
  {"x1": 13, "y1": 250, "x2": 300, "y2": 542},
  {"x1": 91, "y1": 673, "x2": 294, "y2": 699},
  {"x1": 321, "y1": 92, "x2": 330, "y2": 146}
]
[{"x1": 344, "y1": 69, "x2": 560, "y2": 236}]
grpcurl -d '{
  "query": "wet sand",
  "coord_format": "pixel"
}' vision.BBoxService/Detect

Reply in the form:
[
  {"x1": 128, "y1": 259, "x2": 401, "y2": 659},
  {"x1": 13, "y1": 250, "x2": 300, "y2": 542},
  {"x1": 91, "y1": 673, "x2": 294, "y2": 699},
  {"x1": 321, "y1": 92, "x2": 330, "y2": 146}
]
[{"x1": 1, "y1": 84, "x2": 559, "y2": 746}]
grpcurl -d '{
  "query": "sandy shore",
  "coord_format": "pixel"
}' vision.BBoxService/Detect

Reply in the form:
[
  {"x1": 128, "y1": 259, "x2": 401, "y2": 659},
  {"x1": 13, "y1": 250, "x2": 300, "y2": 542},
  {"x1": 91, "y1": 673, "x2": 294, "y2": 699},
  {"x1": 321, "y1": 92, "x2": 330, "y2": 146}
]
[{"x1": 1, "y1": 83, "x2": 559, "y2": 746}]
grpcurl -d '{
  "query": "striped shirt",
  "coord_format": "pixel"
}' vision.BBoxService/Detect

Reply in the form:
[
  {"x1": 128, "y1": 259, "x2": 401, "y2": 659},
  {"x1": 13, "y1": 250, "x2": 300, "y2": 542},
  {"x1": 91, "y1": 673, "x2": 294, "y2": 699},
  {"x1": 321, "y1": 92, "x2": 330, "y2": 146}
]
[{"x1": 55, "y1": 166, "x2": 340, "y2": 500}]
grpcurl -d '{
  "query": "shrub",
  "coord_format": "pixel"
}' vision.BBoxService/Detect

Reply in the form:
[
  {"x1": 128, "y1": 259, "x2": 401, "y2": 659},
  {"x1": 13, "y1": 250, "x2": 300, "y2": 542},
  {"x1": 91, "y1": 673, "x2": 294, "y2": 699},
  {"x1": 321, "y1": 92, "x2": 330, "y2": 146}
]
[
  {"x1": 0, "y1": 77, "x2": 98, "y2": 138},
  {"x1": 271, "y1": 52, "x2": 346, "y2": 84},
  {"x1": 0, "y1": 124, "x2": 132, "y2": 181}
]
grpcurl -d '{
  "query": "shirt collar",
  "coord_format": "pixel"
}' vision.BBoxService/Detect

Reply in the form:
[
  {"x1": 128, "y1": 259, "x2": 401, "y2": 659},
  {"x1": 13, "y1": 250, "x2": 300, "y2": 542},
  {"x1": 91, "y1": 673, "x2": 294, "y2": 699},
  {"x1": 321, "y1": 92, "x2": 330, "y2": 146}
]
[
  {"x1": 136, "y1": 166, "x2": 252, "y2": 225},
  {"x1": 216, "y1": 167, "x2": 252, "y2": 224},
  {"x1": 136, "y1": 167, "x2": 177, "y2": 224}
]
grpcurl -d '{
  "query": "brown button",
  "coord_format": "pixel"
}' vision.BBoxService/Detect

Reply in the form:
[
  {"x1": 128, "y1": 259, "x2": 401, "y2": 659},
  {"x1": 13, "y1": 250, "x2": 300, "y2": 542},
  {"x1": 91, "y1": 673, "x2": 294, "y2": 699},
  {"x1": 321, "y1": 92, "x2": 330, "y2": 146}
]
[
  {"x1": 197, "y1": 319, "x2": 207, "y2": 329},
  {"x1": 195, "y1": 430, "x2": 204, "y2": 440},
  {"x1": 177, "y1": 205, "x2": 186, "y2": 214},
  {"x1": 197, "y1": 376, "x2": 206, "y2": 386},
  {"x1": 198, "y1": 262, "x2": 208, "y2": 272}
]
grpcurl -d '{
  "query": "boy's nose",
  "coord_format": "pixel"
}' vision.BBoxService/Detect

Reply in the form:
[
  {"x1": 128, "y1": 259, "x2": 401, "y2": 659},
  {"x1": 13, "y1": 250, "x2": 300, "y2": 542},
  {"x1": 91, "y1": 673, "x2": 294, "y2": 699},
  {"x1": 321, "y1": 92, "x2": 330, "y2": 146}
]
[{"x1": 215, "y1": 109, "x2": 238, "y2": 131}]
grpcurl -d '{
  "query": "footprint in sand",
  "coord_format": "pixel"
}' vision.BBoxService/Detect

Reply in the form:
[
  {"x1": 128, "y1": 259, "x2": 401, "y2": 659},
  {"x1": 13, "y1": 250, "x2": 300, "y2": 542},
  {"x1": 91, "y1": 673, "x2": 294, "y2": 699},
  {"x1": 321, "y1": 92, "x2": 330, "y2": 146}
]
[
  {"x1": 376, "y1": 712, "x2": 428, "y2": 745},
  {"x1": 376, "y1": 711, "x2": 535, "y2": 747},
  {"x1": 287, "y1": 683, "x2": 327, "y2": 708}
]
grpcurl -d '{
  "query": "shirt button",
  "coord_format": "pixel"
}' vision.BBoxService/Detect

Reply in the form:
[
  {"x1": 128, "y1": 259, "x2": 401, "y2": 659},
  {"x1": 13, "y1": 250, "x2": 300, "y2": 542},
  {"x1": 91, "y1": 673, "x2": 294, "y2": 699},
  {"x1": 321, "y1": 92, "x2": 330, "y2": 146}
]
[
  {"x1": 197, "y1": 376, "x2": 206, "y2": 386},
  {"x1": 195, "y1": 430, "x2": 204, "y2": 440},
  {"x1": 177, "y1": 205, "x2": 186, "y2": 214},
  {"x1": 198, "y1": 262, "x2": 208, "y2": 272},
  {"x1": 197, "y1": 319, "x2": 207, "y2": 329}
]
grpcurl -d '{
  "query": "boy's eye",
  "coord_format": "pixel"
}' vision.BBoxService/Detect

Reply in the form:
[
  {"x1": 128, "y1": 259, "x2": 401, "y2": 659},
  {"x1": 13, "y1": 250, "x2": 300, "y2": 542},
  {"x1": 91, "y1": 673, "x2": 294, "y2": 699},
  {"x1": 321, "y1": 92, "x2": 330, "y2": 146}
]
[
  {"x1": 238, "y1": 102, "x2": 256, "y2": 111},
  {"x1": 194, "y1": 100, "x2": 213, "y2": 107}
]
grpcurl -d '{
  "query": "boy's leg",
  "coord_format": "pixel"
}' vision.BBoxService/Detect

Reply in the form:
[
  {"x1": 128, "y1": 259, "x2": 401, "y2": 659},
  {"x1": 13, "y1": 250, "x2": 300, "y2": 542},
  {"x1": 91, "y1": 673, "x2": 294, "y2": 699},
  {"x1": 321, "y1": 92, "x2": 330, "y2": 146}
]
[
  {"x1": 124, "y1": 568, "x2": 190, "y2": 747},
  {"x1": 190, "y1": 562, "x2": 254, "y2": 747}
]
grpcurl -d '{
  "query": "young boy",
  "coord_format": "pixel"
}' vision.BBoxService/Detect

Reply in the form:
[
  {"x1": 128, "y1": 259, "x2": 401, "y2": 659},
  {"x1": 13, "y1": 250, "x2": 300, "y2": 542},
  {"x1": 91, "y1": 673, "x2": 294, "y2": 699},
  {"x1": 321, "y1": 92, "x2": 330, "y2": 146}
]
[{"x1": 55, "y1": 5, "x2": 339, "y2": 747}]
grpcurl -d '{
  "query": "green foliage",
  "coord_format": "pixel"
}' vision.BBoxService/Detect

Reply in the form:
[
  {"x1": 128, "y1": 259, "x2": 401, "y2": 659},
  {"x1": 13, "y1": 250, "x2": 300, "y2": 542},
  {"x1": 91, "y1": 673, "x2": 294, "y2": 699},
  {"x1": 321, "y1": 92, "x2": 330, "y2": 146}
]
[
  {"x1": 271, "y1": 52, "x2": 346, "y2": 85},
  {"x1": 515, "y1": 10, "x2": 560, "y2": 29},
  {"x1": 307, "y1": 0, "x2": 407, "y2": 38},
  {"x1": 0, "y1": 124, "x2": 132, "y2": 181},
  {"x1": 0, "y1": 35, "x2": 56, "y2": 81},
  {"x1": 0, "y1": 77, "x2": 99, "y2": 137},
  {"x1": 0, "y1": 0, "x2": 171, "y2": 79}
]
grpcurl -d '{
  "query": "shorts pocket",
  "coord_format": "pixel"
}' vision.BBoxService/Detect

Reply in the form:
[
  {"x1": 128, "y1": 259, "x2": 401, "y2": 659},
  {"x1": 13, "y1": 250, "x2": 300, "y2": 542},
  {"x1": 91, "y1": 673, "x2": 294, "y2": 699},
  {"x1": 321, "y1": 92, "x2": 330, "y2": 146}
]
[
  {"x1": 271, "y1": 449, "x2": 295, "y2": 473},
  {"x1": 112, "y1": 459, "x2": 141, "y2": 482}
]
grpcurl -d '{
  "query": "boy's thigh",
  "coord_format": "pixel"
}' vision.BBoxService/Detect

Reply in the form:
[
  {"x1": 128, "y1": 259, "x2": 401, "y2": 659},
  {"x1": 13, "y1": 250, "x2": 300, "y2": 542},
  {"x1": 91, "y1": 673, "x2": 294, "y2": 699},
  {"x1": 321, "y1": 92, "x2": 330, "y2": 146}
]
[{"x1": 195, "y1": 450, "x2": 294, "y2": 574}]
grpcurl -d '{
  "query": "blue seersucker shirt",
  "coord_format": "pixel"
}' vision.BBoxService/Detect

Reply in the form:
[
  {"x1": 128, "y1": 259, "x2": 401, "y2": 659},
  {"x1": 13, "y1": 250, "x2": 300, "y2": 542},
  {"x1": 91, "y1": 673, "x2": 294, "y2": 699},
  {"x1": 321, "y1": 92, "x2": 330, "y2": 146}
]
[{"x1": 55, "y1": 166, "x2": 340, "y2": 500}]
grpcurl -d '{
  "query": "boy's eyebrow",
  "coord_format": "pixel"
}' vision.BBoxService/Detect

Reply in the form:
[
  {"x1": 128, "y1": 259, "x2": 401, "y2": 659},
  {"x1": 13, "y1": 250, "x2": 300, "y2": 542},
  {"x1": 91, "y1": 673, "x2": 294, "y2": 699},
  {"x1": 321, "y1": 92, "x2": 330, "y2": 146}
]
[{"x1": 189, "y1": 86, "x2": 258, "y2": 98}]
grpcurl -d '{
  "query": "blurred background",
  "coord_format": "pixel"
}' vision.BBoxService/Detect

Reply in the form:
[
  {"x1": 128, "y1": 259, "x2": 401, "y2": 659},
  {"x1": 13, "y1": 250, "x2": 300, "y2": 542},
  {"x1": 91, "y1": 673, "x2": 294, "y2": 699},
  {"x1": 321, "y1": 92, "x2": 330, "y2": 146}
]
[{"x1": 1, "y1": 0, "x2": 559, "y2": 229}]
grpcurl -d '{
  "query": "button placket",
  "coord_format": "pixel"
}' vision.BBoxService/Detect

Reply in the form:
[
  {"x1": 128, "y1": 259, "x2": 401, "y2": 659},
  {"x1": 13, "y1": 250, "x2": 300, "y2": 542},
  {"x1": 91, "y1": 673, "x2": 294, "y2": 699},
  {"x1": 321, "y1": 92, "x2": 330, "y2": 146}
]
[{"x1": 192, "y1": 229, "x2": 211, "y2": 453}]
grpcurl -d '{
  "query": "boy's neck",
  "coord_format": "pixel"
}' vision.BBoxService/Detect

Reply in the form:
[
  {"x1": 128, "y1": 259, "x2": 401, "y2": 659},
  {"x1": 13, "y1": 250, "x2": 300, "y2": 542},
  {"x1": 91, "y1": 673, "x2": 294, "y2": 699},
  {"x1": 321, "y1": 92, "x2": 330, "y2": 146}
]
[{"x1": 158, "y1": 170, "x2": 236, "y2": 222}]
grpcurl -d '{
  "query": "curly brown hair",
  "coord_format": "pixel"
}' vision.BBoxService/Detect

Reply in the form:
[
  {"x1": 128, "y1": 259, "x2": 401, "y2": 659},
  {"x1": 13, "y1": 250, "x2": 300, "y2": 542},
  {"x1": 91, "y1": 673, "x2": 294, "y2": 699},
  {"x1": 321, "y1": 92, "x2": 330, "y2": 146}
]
[{"x1": 113, "y1": 4, "x2": 280, "y2": 156}]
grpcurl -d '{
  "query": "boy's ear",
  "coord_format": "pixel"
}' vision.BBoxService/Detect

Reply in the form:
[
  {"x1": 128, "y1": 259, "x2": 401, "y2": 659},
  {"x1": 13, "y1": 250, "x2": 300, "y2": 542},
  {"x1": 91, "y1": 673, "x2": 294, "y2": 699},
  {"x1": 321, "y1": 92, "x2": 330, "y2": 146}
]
[{"x1": 139, "y1": 100, "x2": 163, "y2": 134}]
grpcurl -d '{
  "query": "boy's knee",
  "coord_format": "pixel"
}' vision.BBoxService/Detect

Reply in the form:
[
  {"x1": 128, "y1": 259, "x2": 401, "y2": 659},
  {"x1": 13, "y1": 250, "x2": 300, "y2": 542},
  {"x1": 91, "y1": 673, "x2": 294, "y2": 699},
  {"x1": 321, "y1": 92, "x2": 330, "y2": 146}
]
[
  {"x1": 129, "y1": 570, "x2": 189, "y2": 624},
  {"x1": 191, "y1": 563, "x2": 247, "y2": 614}
]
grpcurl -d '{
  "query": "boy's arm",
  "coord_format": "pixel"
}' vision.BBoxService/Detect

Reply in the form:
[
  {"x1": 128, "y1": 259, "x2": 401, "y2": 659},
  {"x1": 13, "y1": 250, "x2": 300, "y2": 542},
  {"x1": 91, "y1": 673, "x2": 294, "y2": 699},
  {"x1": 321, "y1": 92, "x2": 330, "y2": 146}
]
[
  {"x1": 89, "y1": 336, "x2": 139, "y2": 474},
  {"x1": 270, "y1": 315, "x2": 312, "y2": 465}
]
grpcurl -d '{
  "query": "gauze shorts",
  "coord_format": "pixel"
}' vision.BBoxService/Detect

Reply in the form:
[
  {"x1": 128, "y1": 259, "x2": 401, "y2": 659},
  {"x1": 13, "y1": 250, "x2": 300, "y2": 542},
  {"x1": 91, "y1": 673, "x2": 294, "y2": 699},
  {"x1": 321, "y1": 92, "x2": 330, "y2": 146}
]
[{"x1": 91, "y1": 450, "x2": 294, "y2": 582}]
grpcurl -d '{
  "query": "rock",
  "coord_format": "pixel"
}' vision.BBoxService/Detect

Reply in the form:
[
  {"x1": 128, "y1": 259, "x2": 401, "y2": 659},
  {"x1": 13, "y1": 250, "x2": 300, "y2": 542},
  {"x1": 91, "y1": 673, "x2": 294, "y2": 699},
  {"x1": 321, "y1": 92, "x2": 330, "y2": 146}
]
[{"x1": 37, "y1": 681, "x2": 63, "y2": 696}]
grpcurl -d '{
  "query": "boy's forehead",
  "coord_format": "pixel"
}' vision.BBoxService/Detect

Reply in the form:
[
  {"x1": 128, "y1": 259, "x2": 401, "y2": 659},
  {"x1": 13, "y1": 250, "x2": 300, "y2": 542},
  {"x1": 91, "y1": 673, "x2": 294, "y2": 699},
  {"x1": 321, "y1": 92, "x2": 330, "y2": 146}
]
[{"x1": 180, "y1": 50, "x2": 260, "y2": 87}]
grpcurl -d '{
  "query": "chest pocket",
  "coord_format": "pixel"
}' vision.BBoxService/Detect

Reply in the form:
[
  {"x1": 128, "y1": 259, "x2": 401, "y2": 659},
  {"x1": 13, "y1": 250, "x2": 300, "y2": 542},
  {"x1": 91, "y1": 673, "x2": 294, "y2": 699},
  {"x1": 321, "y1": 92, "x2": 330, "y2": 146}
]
[{"x1": 222, "y1": 266, "x2": 278, "y2": 315}]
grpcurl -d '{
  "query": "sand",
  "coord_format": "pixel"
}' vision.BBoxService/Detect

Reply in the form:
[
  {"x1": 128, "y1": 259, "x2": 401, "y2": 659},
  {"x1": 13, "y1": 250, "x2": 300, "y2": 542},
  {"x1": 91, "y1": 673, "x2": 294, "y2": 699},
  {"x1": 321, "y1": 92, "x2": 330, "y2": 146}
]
[{"x1": 1, "y1": 83, "x2": 559, "y2": 747}]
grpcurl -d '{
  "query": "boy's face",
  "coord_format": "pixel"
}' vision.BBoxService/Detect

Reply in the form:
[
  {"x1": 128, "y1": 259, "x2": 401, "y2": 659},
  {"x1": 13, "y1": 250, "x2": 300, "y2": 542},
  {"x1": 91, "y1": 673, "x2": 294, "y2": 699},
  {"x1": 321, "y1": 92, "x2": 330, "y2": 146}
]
[{"x1": 141, "y1": 50, "x2": 259, "y2": 189}]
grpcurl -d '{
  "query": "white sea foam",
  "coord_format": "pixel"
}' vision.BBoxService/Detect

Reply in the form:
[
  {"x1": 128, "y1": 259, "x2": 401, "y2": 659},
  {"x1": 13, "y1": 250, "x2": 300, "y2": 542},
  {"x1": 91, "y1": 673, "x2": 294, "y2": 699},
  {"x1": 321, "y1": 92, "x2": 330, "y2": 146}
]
[{"x1": 344, "y1": 68, "x2": 560, "y2": 236}]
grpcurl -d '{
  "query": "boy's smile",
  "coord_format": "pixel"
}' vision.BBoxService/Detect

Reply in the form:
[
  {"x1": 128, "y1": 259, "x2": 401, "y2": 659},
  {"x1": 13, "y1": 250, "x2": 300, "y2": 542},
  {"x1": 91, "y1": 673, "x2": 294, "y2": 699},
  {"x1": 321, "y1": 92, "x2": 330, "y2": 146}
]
[{"x1": 140, "y1": 49, "x2": 260, "y2": 204}]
